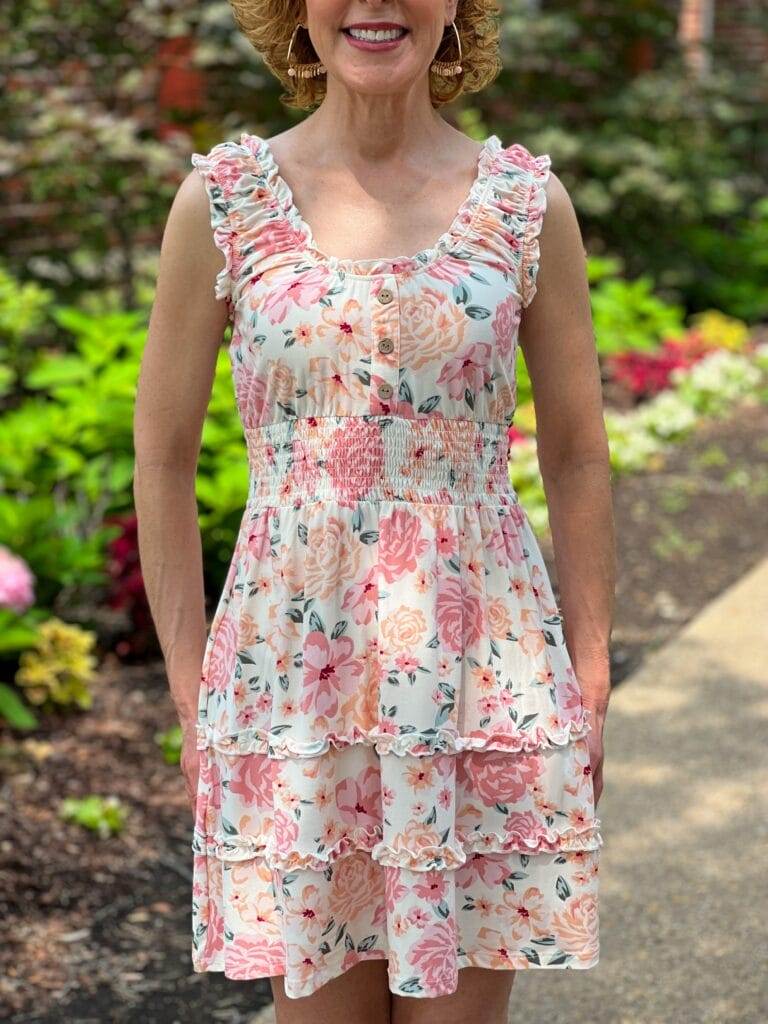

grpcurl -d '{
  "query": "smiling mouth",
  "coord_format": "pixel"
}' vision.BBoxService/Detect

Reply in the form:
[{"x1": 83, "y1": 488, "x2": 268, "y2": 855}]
[{"x1": 342, "y1": 26, "x2": 409, "y2": 42}]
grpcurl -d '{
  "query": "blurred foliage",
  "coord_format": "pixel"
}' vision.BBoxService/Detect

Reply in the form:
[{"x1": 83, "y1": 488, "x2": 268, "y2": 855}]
[
  {"x1": 59, "y1": 794, "x2": 129, "y2": 838},
  {"x1": 0, "y1": 263, "x2": 247, "y2": 602},
  {"x1": 14, "y1": 616, "x2": 98, "y2": 710},
  {"x1": 155, "y1": 723, "x2": 183, "y2": 765},
  {"x1": 1, "y1": 0, "x2": 767, "y2": 322}
]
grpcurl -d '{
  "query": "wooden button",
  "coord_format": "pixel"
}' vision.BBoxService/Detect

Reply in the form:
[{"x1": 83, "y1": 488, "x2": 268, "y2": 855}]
[
  {"x1": 377, "y1": 288, "x2": 394, "y2": 304},
  {"x1": 377, "y1": 382, "x2": 394, "y2": 400},
  {"x1": 378, "y1": 337, "x2": 394, "y2": 354}
]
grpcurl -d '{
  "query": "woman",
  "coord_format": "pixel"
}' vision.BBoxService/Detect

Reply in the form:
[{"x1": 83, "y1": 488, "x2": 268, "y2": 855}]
[{"x1": 133, "y1": 1, "x2": 615, "y2": 1021}]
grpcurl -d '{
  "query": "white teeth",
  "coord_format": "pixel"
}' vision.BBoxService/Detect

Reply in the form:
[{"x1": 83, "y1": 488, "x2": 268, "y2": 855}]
[{"x1": 347, "y1": 27, "x2": 406, "y2": 42}]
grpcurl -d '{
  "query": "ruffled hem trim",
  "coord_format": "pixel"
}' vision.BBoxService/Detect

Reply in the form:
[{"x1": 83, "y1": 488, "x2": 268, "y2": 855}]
[
  {"x1": 192, "y1": 820, "x2": 603, "y2": 869},
  {"x1": 190, "y1": 146, "x2": 239, "y2": 312},
  {"x1": 192, "y1": 943, "x2": 599, "y2": 991},
  {"x1": 519, "y1": 152, "x2": 552, "y2": 309},
  {"x1": 195, "y1": 711, "x2": 593, "y2": 758}
]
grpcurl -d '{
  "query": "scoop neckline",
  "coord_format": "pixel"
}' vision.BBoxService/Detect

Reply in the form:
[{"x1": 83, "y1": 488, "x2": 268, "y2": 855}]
[{"x1": 240, "y1": 131, "x2": 503, "y2": 278}]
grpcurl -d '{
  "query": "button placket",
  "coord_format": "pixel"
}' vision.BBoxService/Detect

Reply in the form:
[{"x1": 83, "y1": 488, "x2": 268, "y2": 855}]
[{"x1": 370, "y1": 277, "x2": 400, "y2": 414}]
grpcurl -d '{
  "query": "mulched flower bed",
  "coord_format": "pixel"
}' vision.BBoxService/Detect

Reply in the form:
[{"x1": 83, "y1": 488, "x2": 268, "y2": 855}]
[{"x1": 1, "y1": 399, "x2": 767, "y2": 1023}]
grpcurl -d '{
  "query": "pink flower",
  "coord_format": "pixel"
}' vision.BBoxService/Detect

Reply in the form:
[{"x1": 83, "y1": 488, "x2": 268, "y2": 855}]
[
  {"x1": 341, "y1": 567, "x2": 379, "y2": 626},
  {"x1": 436, "y1": 576, "x2": 486, "y2": 653},
  {"x1": 503, "y1": 810, "x2": 550, "y2": 848},
  {"x1": 457, "y1": 750, "x2": 543, "y2": 806},
  {"x1": 225, "y1": 937, "x2": 285, "y2": 979},
  {"x1": 228, "y1": 753, "x2": 277, "y2": 810},
  {"x1": 0, "y1": 545, "x2": 35, "y2": 613},
  {"x1": 273, "y1": 808, "x2": 299, "y2": 850},
  {"x1": 436, "y1": 342, "x2": 493, "y2": 400},
  {"x1": 456, "y1": 852, "x2": 510, "y2": 890},
  {"x1": 335, "y1": 766, "x2": 382, "y2": 828},
  {"x1": 406, "y1": 919, "x2": 458, "y2": 996},
  {"x1": 492, "y1": 292, "x2": 521, "y2": 367},
  {"x1": 378, "y1": 507, "x2": 430, "y2": 583},
  {"x1": 235, "y1": 361, "x2": 269, "y2": 430},
  {"x1": 247, "y1": 513, "x2": 271, "y2": 561},
  {"x1": 262, "y1": 265, "x2": 333, "y2": 324},
  {"x1": 205, "y1": 612, "x2": 238, "y2": 694},
  {"x1": 325, "y1": 419, "x2": 384, "y2": 499},
  {"x1": 413, "y1": 870, "x2": 448, "y2": 903},
  {"x1": 301, "y1": 630, "x2": 364, "y2": 717}
]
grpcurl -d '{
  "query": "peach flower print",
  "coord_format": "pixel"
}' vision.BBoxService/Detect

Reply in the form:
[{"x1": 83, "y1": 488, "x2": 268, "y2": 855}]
[
  {"x1": 400, "y1": 287, "x2": 468, "y2": 369},
  {"x1": 329, "y1": 852, "x2": 383, "y2": 919},
  {"x1": 551, "y1": 893, "x2": 599, "y2": 962},
  {"x1": 381, "y1": 605, "x2": 428, "y2": 654}
]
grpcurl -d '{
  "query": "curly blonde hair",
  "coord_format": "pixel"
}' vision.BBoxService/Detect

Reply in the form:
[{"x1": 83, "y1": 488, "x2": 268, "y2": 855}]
[{"x1": 228, "y1": 1, "x2": 503, "y2": 110}]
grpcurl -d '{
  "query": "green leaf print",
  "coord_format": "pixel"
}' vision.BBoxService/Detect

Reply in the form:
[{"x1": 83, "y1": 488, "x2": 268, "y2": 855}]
[
  {"x1": 465, "y1": 305, "x2": 491, "y2": 319},
  {"x1": 331, "y1": 619, "x2": 348, "y2": 639},
  {"x1": 357, "y1": 934, "x2": 379, "y2": 952},
  {"x1": 555, "y1": 876, "x2": 572, "y2": 901},
  {"x1": 308, "y1": 609, "x2": 325, "y2": 634},
  {"x1": 417, "y1": 395, "x2": 441, "y2": 414}
]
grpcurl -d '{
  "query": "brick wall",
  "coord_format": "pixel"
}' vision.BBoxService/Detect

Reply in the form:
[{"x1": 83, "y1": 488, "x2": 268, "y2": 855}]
[{"x1": 678, "y1": 0, "x2": 768, "y2": 71}]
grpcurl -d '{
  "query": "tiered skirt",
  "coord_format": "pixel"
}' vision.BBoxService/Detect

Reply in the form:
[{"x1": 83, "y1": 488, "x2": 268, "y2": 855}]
[{"x1": 191, "y1": 417, "x2": 602, "y2": 999}]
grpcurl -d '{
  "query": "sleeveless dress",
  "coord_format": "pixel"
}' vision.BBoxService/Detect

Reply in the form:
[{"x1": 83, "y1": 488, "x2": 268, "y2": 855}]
[{"x1": 189, "y1": 131, "x2": 602, "y2": 1000}]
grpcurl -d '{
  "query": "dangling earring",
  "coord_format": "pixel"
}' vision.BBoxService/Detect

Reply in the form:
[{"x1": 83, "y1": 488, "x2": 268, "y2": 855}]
[
  {"x1": 430, "y1": 20, "x2": 463, "y2": 77},
  {"x1": 286, "y1": 23, "x2": 326, "y2": 78}
]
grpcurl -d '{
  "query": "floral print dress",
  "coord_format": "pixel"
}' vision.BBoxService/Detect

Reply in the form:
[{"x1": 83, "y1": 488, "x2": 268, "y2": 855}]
[{"x1": 189, "y1": 131, "x2": 602, "y2": 1000}]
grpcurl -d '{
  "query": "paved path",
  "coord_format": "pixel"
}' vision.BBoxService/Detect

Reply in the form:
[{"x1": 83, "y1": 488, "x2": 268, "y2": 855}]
[{"x1": 250, "y1": 555, "x2": 768, "y2": 1024}]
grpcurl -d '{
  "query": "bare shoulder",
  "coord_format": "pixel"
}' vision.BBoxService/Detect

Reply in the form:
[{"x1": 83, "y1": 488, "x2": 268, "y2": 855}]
[
  {"x1": 163, "y1": 169, "x2": 221, "y2": 258},
  {"x1": 539, "y1": 170, "x2": 587, "y2": 260}
]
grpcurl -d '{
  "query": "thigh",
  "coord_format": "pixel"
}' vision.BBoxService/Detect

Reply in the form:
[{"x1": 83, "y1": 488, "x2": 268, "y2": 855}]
[
  {"x1": 391, "y1": 967, "x2": 516, "y2": 1024},
  {"x1": 270, "y1": 957, "x2": 391, "y2": 1024}
]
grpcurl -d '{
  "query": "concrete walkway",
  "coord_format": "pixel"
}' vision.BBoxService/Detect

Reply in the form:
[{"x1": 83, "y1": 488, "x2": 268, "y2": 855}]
[{"x1": 250, "y1": 555, "x2": 768, "y2": 1024}]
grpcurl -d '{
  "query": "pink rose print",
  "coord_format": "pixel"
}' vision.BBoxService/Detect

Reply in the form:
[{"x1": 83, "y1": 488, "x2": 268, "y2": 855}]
[
  {"x1": 226, "y1": 937, "x2": 285, "y2": 979},
  {"x1": 247, "y1": 513, "x2": 271, "y2": 562},
  {"x1": 274, "y1": 808, "x2": 299, "y2": 850},
  {"x1": 436, "y1": 576, "x2": 486, "y2": 653},
  {"x1": 502, "y1": 810, "x2": 550, "y2": 849},
  {"x1": 492, "y1": 292, "x2": 522, "y2": 367},
  {"x1": 228, "y1": 753, "x2": 278, "y2": 811},
  {"x1": 436, "y1": 342, "x2": 493, "y2": 400},
  {"x1": 406, "y1": 919, "x2": 458, "y2": 996},
  {"x1": 205, "y1": 611, "x2": 238, "y2": 694},
  {"x1": 336, "y1": 766, "x2": 382, "y2": 829},
  {"x1": 326, "y1": 419, "x2": 384, "y2": 499},
  {"x1": 458, "y1": 750, "x2": 543, "y2": 806},
  {"x1": 378, "y1": 507, "x2": 431, "y2": 584},
  {"x1": 301, "y1": 630, "x2": 365, "y2": 717},
  {"x1": 234, "y1": 361, "x2": 269, "y2": 431},
  {"x1": 552, "y1": 893, "x2": 599, "y2": 961}
]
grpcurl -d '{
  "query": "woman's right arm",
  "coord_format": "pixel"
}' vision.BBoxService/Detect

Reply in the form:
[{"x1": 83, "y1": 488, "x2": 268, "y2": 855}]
[{"x1": 132, "y1": 167, "x2": 230, "y2": 810}]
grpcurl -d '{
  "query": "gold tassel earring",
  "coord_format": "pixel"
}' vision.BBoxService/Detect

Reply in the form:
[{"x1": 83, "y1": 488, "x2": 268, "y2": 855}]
[
  {"x1": 286, "y1": 23, "x2": 326, "y2": 78},
  {"x1": 430, "y1": 20, "x2": 463, "y2": 77}
]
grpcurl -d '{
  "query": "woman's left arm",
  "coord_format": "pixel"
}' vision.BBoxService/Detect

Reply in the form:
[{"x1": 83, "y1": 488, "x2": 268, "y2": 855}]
[{"x1": 518, "y1": 172, "x2": 616, "y2": 792}]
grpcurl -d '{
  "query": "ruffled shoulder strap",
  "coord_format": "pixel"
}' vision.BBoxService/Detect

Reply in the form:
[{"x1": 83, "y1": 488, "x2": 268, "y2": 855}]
[
  {"x1": 481, "y1": 142, "x2": 552, "y2": 309},
  {"x1": 191, "y1": 135, "x2": 306, "y2": 313}
]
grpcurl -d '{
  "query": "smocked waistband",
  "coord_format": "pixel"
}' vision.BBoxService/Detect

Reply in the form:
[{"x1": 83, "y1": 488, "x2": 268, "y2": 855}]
[{"x1": 244, "y1": 416, "x2": 516, "y2": 507}]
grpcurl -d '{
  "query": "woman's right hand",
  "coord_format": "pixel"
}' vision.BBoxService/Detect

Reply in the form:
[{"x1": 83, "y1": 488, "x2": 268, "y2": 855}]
[{"x1": 179, "y1": 718, "x2": 201, "y2": 824}]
